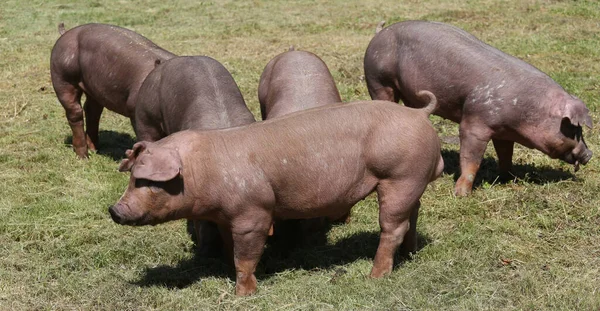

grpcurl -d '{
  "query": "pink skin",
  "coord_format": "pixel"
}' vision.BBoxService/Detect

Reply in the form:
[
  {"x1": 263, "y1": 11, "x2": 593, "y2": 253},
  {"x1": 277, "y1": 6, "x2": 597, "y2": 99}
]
[
  {"x1": 364, "y1": 20, "x2": 593, "y2": 196},
  {"x1": 50, "y1": 23, "x2": 175, "y2": 158},
  {"x1": 110, "y1": 100, "x2": 443, "y2": 296}
]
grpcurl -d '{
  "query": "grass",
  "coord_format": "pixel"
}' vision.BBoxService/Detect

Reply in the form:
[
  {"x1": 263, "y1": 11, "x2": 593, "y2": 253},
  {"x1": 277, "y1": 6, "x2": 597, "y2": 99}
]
[{"x1": 1, "y1": 0, "x2": 600, "y2": 309}]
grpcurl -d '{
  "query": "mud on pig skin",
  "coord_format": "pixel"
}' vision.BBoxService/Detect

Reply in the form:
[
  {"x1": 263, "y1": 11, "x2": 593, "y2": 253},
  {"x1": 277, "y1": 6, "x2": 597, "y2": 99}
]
[
  {"x1": 50, "y1": 23, "x2": 175, "y2": 158},
  {"x1": 110, "y1": 99, "x2": 444, "y2": 296},
  {"x1": 364, "y1": 20, "x2": 593, "y2": 196},
  {"x1": 258, "y1": 48, "x2": 346, "y2": 244},
  {"x1": 134, "y1": 55, "x2": 256, "y2": 258}
]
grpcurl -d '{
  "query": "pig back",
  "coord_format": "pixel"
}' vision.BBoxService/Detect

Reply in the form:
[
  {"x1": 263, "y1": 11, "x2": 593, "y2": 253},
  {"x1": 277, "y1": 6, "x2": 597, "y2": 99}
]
[
  {"x1": 259, "y1": 50, "x2": 342, "y2": 119},
  {"x1": 365, "y1": 21, "x2": 556, "y2": 123},
  {"x1": 52, "y1": 23, "x2": 175, "y2": 117},
  {"x1": 135, "y1": 56, "x2": 255, "y2": 140}
]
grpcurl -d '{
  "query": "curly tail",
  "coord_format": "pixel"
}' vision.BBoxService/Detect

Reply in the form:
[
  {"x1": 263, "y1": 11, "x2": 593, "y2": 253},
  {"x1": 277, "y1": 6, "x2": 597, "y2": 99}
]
[
  {"x1": 417, "y1": 90, "x2": 437, "y2": 115},
  {"x1": 375, "y1": 20, "x2": 386, "y2": 34},
  {"x1": 58, "y1": 22, "x2": 66, "y2": 35}
]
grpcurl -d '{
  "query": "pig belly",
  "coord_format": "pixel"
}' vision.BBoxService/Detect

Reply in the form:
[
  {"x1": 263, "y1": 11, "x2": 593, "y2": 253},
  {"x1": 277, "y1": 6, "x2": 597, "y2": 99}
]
[{"x1": 271, "y1": 169, "x2": 378, "y2": 220}]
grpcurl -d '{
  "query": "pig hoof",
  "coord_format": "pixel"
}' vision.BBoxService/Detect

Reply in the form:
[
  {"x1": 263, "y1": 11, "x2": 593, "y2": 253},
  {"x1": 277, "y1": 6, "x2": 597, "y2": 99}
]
[
  {"x1": 498, "y1": 172, "x2": 514, "y2": 183},
  {"x1": 235, "y1": 283, "x2": 257, "y2": 296},
  {"x1": 454, "y1": 185, "x2": 472, "y2": 197},
  {"x1": 75, "y1": 148, "x2": 89, "y2": 159},
  {"x1": 369, "y1": 267, "x2": 390, "y2": 279}
]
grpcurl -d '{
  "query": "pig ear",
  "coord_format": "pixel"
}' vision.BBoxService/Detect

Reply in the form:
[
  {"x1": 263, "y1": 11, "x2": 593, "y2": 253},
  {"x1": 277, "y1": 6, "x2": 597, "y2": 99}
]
[
  {"x1": 564, "y1": 100, "x2": 593, "y2": 129},
  {"x1": 118, "y1": 142, "x2": 148, "y2": 172},
  {"x1": 132, "y1": 147, "x2": 182, "y2": 182}
]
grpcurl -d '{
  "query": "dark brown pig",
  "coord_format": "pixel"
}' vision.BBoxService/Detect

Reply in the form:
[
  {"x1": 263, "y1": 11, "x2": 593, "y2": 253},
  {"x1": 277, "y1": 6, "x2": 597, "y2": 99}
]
[
  {"x1": 134, "y1": 55, "x2": 256, "y2": 257},
  {"x1": 364, "y1": 20, "x2": 593, "y2": 196},
  {"x1": 258, "y1": 49, "x2": 345, "y2": 242},
  {"x1": 258, "y1": 49, "x2": 342, "y2": 119},
  {"x1": 135, "y1": 56, "x2": 255, "y2": 140},
  {"x1": 50, "y1": 23, "x2": 175, "y2": 158},
  {"x1": 110, "y1": 98, "x2": 443, "y2": 296}
]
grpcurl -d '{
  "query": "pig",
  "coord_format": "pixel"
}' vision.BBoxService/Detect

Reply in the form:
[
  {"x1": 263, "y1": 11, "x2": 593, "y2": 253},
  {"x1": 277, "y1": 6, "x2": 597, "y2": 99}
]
[
  {"x1": 134, "y1": 55, "x2": 256, "y2": 257},
  {"x1": 50, "y1": 23, "x2": 175, "y2": 158},
  {"x1": 258, "y1": 49, "x2": 342, "y2": 119},
  {"x1": 258, "y1": 49, "x2": 346, "y2": 243},
  {"x1": 109, "y1": 97, "x2": 444, "y2": 296},
  {"x1": 364, "y1": 20, "x2": 593, "y2": 196}
]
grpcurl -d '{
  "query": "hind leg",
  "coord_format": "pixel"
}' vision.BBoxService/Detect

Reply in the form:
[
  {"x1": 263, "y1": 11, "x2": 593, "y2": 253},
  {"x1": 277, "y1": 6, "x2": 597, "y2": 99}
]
[
  {"x1": 370, "y1": 179, "x2": 423, "y2": 278},
  {"x1": 54, "y1": 82, "x2": 86, "y2": 158},
  {"x1": 398, "y1": 201, "x2": 420, "y2": 256},
  {"x1": 83, "y1": 98, "x2": 104, "y2": 152},
  {"x1": 365, "y1": 76, "x2": 401, "y2": 103}
]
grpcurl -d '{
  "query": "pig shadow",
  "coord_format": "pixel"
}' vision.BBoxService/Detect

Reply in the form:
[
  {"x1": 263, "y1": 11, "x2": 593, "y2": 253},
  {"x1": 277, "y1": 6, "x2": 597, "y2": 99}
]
[
  {"x1": 133, "y1": 228, "x2": 431, "y2": 289},
  {"x1": 64, "y1": 130, "x2": 136, "y2": 161},
  {"x1": 441, "y1": 149, "x2": 575, "y2": 189}
]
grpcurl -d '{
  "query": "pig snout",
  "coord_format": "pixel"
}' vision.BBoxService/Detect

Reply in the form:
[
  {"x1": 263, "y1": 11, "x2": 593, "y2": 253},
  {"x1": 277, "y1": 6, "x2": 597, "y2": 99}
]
[
  {"x1": 109, "y1": 204, "x2": 125, "y2": 224},
  {"x1": 579, "y1": 148, "x2": 593, "y2": 165},
  {"x1": 109, "y1": 202, "x2": 146, "y2": 226},
  {"x1": 561, "y1": 141, "x2": 592, "y2": 171}
]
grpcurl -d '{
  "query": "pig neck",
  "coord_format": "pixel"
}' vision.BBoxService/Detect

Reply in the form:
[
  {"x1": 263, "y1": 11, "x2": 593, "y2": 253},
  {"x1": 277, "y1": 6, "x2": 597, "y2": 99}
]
[
  {"x1": 180, "y1": 134, "x2": 224, "y2": 217},
  {"x1": 170, "y1": 130, "x2": 265, "y2": 220}
]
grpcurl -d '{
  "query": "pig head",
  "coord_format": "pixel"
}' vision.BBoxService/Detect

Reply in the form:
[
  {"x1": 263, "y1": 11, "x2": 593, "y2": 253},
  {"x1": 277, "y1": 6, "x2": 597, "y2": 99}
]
[{"x1": 109, "y1": 142, "x2": 188, "y2": 226}]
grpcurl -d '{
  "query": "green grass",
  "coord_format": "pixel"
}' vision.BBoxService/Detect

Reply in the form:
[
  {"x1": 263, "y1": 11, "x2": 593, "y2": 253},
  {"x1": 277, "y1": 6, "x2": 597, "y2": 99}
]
[{"x1": 1, "y1": 0, "x2": 600, "y2": 309}]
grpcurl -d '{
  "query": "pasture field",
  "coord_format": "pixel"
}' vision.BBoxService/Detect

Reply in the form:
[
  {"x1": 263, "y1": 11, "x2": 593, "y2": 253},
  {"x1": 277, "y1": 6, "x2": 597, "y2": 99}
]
[{"x1": 1, "y1": 0, "x2": 599, "y2": 309}]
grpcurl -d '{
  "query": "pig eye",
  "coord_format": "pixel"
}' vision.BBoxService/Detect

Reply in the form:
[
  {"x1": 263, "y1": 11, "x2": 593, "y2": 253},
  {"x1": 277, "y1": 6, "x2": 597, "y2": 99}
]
[
  {"x1": 135, "y1": 179, "x2": 163, "y2": 193},
  {"x1": 148, "y1": 183, "x2": 162, "y2": 193},
  {"x1": 560, "y1": 118, "x2": 580, "y2": 140}
]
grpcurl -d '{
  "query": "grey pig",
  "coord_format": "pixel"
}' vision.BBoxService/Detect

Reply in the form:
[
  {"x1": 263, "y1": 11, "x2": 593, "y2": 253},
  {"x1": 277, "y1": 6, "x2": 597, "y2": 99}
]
[{"x1": 364, "y1": 20, "x2": 593, "y2": 196}]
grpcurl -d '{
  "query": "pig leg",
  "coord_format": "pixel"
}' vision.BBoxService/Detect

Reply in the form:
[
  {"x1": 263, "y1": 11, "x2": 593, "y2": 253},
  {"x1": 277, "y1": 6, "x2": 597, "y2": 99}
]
[
  {"x1": 492, "y1": 138, "x2": 514, "y2": 181},
  {"x1": 134, "y1": 111, "x2": 166, "y2": 142},
  {"x1": 455, "y1": 122, "x2": 492, "y2": 196},
  {"x1": 83, "y1": 98, "x2": 103, "y2": 152},
  {"x1": 191, "y1": 220, "x2": 222, "y2": 257},
  {"x1": 398, "y1": 201, "x2": 420, "y2": 256},
  {"x1": 231, "y1": 212, "x2": 272, "y2": 296},
  {"x1": 370, "y1": 180, "x2": 421, "y2": 278},
  {"x1": 55, "y1": 81, "x2": 86, "y2": 158},
  {"x1": 366, "y1": 78, "x2": 400, "y2": 103},
  {"x1": 217, "y1": 224, "x2": 234, "y2": 266}
]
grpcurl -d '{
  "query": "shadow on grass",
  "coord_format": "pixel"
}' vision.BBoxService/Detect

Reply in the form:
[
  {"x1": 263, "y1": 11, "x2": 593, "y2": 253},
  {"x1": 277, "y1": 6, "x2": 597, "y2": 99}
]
[
  {"x1": 134, "y1": 228, "x2": 431, "y2": 289},
  {"x1": 64, "y1": 130, "x2": 136, "y2": 161},
  {"x1": 441, "y1": 149, "x2": 575, "y2": 190}
]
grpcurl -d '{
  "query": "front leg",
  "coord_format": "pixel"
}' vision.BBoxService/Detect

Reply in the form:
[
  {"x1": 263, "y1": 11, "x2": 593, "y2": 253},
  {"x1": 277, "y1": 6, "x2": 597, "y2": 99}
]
[
  {"x1": 231, "y1": 212, "x2": 272, "y2": 296},
  {"x1": 492, "y1": 138, "x2": 514, "y2": 182},
  {"x1": 455, "y1": 122, "x2": 492, "y2": 196}
]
